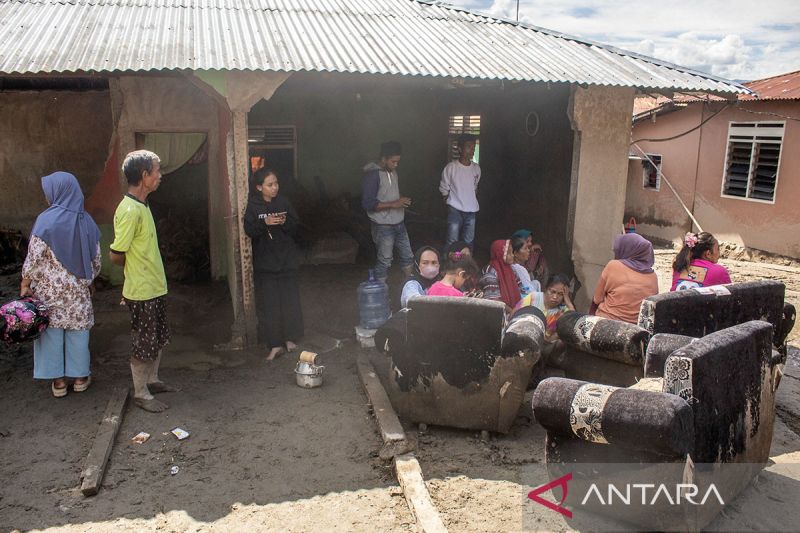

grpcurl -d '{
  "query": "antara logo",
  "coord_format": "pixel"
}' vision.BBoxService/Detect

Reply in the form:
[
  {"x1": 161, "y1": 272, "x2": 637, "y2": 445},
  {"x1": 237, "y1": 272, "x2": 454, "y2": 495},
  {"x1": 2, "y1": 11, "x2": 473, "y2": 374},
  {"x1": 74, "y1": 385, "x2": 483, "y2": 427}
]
[
  {"x1": 528, "y1": 473, "x2": 725, "y2": 517},
  {"x1": 581, "y1": 483, "x2": 725, "y2": 506},
  {"x1": 528, "y1": 473, "x2": 573, "y2": 518}
]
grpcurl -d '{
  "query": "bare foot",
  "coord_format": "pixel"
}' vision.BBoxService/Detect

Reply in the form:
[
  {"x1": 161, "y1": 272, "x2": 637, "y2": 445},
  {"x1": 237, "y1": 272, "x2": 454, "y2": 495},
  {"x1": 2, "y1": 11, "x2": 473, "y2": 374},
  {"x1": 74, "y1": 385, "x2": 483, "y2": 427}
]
[
  {"x1": 147, "y1": 381, "x2": 179, "y2": 394},
  {"x1": 134, "y1": 397, "x2": 169, "y2": 412},
  {"x1": 285, "y1": 341, "x2": 297, "y2": 352},
  {"x1": 266, "y1": 347, "x2": 285, "y2": 361}
]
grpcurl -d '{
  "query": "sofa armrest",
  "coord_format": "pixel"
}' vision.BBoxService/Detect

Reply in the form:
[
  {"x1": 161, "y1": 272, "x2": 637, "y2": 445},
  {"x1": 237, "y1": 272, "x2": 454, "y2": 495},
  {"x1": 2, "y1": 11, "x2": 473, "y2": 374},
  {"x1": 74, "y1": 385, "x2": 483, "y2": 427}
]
[
  {"x1": 532, "y1": 377, "x2": 694, "y2": 457},
  {"x1": 775, "y1": 303, "x2": 795, "y2": 353},
  {"x1": 644, "y1": 333, "x2": 695, "y2": 377},
  {"x1": 375, "y1": 308, "x2": 408, "y2": 353},
  {"x1": 502, "y1": 306, "x2": 546, "y2": 358},
  {"x1": 556, "y1": 313, "x2": 651, "y2": 366}
]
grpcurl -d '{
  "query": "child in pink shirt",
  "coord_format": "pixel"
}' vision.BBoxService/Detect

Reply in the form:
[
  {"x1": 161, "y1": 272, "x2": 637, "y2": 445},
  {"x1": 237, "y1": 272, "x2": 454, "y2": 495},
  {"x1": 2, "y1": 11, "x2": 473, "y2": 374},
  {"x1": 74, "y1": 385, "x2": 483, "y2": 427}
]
[
  {"x1": 427, "y1": 253, "x2": 479, "y2": 297},
  {"x1": 671, "y1": 232, "x2": 732, "y2": 291}
]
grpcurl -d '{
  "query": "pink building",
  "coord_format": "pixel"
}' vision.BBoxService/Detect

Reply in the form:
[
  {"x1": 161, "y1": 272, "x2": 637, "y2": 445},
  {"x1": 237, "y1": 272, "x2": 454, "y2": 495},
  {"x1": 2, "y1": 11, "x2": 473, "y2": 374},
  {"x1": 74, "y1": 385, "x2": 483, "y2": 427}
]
[{"x1": 625, "y1": 70, "x2": 800, "y2": 259}]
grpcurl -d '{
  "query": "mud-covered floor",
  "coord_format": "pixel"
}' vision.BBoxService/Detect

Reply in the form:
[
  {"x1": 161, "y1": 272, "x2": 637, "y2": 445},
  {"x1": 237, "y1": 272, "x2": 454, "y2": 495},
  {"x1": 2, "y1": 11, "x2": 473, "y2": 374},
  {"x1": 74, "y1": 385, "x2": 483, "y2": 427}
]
[
  {"x1": 0, "y1": 267, "x2": 413, "y2": 532},
  {"x1": 1, "y1": 251, "x2": 799, "y2": 532}
]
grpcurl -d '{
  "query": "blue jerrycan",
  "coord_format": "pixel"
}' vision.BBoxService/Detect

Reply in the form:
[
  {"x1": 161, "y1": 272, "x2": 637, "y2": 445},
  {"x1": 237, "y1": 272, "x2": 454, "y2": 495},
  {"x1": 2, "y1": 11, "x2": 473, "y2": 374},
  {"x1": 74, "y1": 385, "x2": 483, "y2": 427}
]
[{"x1": 357, "y1": 269, "x2": 390, "y2": 329}]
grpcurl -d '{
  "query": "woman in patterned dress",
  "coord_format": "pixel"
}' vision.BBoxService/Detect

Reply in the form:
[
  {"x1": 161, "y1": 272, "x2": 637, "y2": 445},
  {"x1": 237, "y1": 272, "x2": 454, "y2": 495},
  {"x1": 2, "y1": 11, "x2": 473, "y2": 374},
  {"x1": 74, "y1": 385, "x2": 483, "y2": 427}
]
[{"x1": 20, "y1": 172, "x2": 101, "y2": 397}]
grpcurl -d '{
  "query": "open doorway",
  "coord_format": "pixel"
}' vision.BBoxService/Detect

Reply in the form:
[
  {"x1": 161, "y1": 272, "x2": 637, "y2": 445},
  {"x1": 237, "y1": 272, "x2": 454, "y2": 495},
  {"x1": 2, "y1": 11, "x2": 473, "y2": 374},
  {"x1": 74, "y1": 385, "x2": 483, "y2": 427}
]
[{"x1": 135, "y1": 132, "x2": 211, "y2": 283}]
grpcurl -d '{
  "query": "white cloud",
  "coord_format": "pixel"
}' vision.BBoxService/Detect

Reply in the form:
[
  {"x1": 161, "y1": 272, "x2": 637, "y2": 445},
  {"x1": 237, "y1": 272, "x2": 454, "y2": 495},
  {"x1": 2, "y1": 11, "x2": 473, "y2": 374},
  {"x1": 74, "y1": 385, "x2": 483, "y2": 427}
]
[{"x1": 446, "y1": 0, "x2": 800, "y2": 81}]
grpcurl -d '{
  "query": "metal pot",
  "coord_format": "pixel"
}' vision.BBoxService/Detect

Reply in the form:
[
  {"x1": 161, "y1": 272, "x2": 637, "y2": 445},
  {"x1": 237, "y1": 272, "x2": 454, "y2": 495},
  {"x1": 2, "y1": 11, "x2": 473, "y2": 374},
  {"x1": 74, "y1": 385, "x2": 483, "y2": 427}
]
[{"x1": 294, "y1": 361, "x2": 324, "y2": 388}]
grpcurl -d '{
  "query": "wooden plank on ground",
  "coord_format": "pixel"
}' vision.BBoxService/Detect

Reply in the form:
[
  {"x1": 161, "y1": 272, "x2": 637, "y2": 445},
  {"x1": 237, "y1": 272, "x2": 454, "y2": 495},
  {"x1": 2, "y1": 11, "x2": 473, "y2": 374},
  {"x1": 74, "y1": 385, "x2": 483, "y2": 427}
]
[
  {"x1": 80, "y1": 387, "x2": 129, "y2": 496},
  {"x1": 394, "y1": 454, "x2": 448, "y2": 533},
  {"x1": 356, "y1": 354, "x2": 406, "y2": 443}
]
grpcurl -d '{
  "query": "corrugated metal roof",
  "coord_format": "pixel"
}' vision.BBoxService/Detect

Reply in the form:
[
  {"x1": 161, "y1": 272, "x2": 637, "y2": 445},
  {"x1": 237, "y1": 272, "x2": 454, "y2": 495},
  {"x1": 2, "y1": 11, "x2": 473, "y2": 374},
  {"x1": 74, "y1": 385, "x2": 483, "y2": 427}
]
[
  {"x1": 0, "y1": 0, "x2": 748, "y2": 93},
  {"x1": 742, "y1": 70, "x2": 800, "y2": 100}
]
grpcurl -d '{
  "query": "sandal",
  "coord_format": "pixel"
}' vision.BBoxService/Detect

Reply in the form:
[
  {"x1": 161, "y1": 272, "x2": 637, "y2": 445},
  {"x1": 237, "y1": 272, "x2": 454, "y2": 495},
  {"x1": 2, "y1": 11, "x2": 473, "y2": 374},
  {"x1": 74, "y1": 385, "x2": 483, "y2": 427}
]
[
  {"x1": 52, "y1": 381, "x2": 68, "y2": 398},
  {"x1": 73, "y1": 376, "x2": 92, "y2": 393}
]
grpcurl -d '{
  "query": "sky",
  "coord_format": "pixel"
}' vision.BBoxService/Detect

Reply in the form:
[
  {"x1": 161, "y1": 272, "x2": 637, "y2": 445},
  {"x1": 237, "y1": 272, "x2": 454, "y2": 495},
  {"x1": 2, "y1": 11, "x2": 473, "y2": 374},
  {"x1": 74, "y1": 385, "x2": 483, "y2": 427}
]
[{"x1": 446, "y1": 0, "x2": 800, "y2": 81}]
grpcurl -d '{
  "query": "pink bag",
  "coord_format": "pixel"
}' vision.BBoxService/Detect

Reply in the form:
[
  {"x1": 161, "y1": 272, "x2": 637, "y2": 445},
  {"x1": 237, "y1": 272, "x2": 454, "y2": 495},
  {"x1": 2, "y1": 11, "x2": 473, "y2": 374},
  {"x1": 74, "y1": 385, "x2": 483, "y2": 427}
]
[{"x1": 0, "y1": 297, "x2": 49, "y2": 344}]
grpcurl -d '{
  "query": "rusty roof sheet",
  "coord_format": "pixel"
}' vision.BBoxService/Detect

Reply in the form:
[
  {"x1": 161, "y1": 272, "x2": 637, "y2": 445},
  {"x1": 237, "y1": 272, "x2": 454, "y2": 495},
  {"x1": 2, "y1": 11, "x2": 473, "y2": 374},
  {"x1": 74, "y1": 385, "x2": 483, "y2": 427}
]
[
  {"x1": 0, "y1": 0, "x2": 748, "y2": 94},
  {"x1": 742, "y1": 70, "x2": 800, "y2": 100}
]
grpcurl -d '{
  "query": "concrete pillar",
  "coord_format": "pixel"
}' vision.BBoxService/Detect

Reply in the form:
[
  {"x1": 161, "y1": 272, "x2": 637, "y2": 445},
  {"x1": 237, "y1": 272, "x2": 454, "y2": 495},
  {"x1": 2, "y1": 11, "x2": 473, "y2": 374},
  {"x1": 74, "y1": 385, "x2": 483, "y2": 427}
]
[
  {"x1": 230, "y1": 109, "x2": 258, "y2": 344},
  {"x1": 222, "y1": 71, "x2": 290, "y2": 346},
  {"x1": 567, "y1": 85, "x2": 636, "y2": 309}
]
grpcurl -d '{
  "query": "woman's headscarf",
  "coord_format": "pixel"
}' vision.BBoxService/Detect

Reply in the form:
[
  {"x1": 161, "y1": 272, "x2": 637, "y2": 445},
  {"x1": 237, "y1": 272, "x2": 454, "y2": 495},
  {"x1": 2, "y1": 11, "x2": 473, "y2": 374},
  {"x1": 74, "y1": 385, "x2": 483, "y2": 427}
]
[
  {"x1": 489, "y1": 239, "x2": 521, "y2": 307},
  {"x1": 511, "y1": 229, "x2": 532, "y2": 240},
  {"x1": 613, "y1": 233, "x2": 655, "y2": 274},
  {"x1": 30, "y1": 172, "x2": 101, "y2": 280},
  {"x1": 410, "y1": 246, "x2": 440, "y2": 289}
]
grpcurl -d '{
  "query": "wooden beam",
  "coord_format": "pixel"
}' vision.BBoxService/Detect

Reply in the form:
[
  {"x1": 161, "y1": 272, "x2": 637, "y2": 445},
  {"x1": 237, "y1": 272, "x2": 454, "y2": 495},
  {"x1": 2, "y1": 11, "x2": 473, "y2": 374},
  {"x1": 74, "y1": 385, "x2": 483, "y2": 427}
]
[
  {"x1": 356, "y1": 354, "x2": 447, "y2": 532},
  {"x1": 356, "y1": 354, "x2": 406, "y2": 443},
  {"x1": 395, "y1": 454, "x2": 448, "y2": 533},
  {"x1": 80, "y1": 387, "x2": 129, "y2": 496}
]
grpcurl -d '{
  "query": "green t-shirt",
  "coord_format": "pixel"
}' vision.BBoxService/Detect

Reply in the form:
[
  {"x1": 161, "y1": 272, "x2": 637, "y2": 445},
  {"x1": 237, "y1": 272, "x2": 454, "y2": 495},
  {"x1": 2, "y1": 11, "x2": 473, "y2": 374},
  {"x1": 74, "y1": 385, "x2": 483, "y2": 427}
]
[{"x1": 110, "y1": 194, "x2": 168, "y2": 301}]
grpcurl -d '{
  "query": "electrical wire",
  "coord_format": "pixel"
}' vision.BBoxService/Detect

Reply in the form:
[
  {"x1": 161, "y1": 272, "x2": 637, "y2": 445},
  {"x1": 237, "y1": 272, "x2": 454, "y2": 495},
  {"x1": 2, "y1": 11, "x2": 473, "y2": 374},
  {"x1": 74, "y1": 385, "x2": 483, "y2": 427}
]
[
  {"x1": 631, "y1": 102, "x2": 730, "y2": 144},
  {"x1": 734, "y1": 106, "x2": 800, "y2": 122},
  {"x1": 630, "y1": 144, "x2": 704, "y2": 233},
  {"x1": 632, "y1": 98, "x2": 800, "y2": 146}
]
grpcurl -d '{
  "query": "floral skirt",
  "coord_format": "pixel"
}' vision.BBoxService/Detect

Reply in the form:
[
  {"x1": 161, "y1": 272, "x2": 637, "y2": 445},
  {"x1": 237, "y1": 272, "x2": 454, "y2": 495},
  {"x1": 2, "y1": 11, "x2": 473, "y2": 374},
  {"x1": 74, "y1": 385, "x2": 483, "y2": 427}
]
[{"x1": 126, "y1": 296, "x2": 170, "y2": 361}]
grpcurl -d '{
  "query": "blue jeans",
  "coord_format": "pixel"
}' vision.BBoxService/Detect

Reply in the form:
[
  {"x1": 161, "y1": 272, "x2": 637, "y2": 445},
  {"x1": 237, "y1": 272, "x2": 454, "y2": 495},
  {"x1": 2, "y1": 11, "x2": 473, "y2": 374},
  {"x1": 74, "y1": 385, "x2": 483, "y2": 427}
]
[
  {"x1": 33, "y1": 327, "x2": 91, "y2": 379},
  {"x1": 445, "y1": 206, "x2": 477, "y2": 250},
  {"x1": 371, "y1": 222, "x2": 413, "y2": 280}
]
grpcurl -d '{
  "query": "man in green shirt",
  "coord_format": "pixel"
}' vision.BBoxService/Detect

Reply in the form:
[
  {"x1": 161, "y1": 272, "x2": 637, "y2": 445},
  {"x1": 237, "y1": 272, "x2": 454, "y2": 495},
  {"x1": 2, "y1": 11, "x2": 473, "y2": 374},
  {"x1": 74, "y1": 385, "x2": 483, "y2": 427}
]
[{"x1": 110, "y1": 150, "x2": 176, "y2": 413}]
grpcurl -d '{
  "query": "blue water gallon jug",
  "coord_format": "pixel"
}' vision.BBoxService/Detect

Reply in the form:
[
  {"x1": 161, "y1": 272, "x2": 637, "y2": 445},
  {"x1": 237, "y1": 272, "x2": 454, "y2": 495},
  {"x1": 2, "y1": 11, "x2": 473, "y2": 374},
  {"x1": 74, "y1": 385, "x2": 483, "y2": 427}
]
[{"x1": 357, "y1": 269, "x2": 390, "y2": 329}]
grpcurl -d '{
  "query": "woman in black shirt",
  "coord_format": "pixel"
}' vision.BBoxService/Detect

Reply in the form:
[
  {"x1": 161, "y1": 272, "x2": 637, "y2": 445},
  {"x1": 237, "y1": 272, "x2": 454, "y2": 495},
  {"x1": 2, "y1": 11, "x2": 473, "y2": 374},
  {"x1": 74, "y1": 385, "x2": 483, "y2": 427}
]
[{"x1": 243, "y1": 168, "x2": 304, "y2": 361}]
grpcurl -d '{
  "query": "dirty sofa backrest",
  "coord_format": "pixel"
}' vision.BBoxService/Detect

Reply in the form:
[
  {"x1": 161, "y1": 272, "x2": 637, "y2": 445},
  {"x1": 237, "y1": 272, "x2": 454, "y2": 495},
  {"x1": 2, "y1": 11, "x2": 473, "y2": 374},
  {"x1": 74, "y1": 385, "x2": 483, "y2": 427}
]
[
  {"x1": 637, "y1": 280, "x2": 793, "y2": 354},
  {"x1": 383, "y1": 296, "x2": 544, "y2": 433},
  {"x1": 663, "y1": 320, "x2": 776, "y2": 463}
]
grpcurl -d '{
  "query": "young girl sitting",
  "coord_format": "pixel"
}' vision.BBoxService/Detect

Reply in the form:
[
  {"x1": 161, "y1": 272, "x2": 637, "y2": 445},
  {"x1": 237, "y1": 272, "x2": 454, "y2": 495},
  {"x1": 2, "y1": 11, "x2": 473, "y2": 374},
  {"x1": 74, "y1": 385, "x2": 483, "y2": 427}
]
[
  {"x1": 427, "y1": 253, "x2": 480, "y2": 297},
  {"x1": 444, "y1": 240, "x2": 481, "y2": 297},
  {"x1": 514, "y1": 274, "x2": 575, "y2": 342},
  {"x1": 671, "y1": 232, "x2": 732, "y2": 291}
]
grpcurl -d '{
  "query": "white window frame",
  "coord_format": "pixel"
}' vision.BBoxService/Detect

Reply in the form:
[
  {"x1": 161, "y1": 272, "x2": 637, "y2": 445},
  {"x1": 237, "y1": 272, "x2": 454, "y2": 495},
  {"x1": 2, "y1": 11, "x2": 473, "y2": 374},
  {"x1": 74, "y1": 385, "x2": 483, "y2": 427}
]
[
  {"x1": 720, "y1": 121, "x2": 784, "y2": 204},
  {"x1": 448, "y1": 114, "x2": 481, "y2": 163},
  {"x1": 641, "y1": 153, "x2": 662, "y2": 191}
]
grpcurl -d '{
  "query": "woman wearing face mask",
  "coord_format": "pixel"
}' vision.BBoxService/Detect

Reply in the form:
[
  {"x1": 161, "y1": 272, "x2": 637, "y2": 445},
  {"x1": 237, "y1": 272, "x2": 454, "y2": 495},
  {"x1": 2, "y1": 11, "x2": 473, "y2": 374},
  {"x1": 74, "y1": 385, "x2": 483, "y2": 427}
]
[{"x1": 400, "y1": 246, "x2": 441, "y2": 308}]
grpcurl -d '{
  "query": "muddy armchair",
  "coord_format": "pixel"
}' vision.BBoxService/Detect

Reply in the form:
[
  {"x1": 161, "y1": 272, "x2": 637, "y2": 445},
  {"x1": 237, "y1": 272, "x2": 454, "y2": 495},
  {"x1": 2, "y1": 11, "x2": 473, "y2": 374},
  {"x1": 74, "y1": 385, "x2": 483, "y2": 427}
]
[
  {"x1": 531, "y1": 321, "x2": 779, "y2": 528},
  {"x1": 378, "y1": 296, "x2": 546, "y2": 433}
]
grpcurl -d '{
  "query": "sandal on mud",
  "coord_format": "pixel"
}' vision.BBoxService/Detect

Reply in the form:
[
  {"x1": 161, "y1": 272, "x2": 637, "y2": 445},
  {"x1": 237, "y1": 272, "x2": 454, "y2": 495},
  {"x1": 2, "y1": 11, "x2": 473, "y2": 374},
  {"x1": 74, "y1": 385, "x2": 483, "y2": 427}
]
[
  {"x1": 51, "y1": 381, "x2": 68, "y2": 398},
  {"x1": 73, "y1": 377, "x2": 92, "y2": 393}
]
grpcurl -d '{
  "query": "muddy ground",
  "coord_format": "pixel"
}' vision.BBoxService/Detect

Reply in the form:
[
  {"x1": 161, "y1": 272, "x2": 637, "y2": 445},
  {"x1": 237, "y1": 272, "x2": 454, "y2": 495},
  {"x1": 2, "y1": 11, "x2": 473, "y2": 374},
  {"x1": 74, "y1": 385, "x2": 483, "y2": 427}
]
[{"x1": 1, "y1": 251, "x2": 798, "y2": 532}]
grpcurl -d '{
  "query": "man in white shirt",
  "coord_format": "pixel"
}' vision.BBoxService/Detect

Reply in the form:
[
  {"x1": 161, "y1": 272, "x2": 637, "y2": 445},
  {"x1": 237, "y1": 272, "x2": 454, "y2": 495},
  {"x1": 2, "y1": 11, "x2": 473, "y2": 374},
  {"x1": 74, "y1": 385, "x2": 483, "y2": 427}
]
[{"x1": 439, "y1": 134, "x2": 480, "y2": 251}]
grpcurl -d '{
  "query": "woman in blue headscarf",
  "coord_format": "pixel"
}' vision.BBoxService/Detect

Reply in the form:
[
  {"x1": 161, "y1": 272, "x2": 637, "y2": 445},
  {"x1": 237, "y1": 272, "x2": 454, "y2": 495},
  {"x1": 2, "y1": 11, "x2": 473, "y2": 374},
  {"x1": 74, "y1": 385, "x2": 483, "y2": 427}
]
[{"x1": 21, "y1": 172, "x2": 102, "y2": 397}]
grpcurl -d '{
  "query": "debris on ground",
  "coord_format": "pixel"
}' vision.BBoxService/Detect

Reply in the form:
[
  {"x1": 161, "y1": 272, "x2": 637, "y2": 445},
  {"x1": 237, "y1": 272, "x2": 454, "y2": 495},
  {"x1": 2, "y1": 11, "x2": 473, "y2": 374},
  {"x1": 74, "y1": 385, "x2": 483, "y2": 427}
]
[{"x1": 171, "y1": 427, "x2": 190, "y2": 440}]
